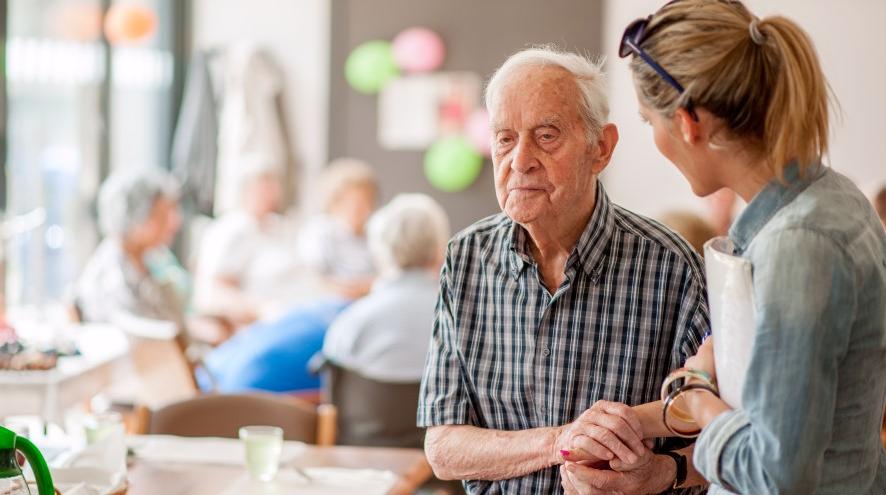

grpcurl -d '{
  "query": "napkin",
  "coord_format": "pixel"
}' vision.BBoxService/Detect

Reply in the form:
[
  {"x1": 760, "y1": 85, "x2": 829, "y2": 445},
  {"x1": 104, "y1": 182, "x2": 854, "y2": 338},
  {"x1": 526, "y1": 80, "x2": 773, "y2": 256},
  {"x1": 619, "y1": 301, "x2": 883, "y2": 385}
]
[
  {"x1": 128, "y1": 435, "x2": 305, "y2": 466},
  {"x1": 30, "y1": 429, "x2": 128, "y2": 495}
]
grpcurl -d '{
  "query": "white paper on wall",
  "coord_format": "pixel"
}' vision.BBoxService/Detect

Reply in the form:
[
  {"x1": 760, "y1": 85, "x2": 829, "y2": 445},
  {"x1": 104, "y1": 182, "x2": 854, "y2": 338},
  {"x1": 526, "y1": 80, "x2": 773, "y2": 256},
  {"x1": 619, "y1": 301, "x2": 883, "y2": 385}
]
[
  {"x1": 377, "y1": 72, "x2": 481, "y2": 150},
  {"x1": 378, "y1": 75, "x2": 440, "y2": 150},
  {"x1": 704, "y1": 236, "x2": 757, "y2": 409}
]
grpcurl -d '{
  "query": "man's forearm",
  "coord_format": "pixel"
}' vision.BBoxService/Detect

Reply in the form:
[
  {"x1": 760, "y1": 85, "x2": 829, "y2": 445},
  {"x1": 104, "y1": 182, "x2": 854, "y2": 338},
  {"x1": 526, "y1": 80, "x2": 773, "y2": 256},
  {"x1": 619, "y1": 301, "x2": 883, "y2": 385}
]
[{"x1": 425, "y1": 424, "x2": 562, "y2": 481}]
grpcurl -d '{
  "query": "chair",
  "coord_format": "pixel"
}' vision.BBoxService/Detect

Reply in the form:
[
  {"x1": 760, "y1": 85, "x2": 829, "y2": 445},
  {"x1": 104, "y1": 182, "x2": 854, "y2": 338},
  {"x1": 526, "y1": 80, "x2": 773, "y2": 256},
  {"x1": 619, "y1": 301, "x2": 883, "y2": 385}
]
[
  {"x1": 140, "y1": 393, "x2": 337, "y2": 445},
  {"x1": 323, "y1": 363, "x2": 424, "y2": 448}
]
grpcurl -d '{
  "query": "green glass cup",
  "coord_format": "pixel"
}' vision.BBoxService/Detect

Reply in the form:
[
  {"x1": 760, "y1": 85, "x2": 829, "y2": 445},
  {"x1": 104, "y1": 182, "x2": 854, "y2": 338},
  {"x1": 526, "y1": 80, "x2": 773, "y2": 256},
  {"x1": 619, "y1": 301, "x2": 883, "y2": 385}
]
[
  {"x1": 83, "y1": 412, "x2": 124, "y2": 445},
  {"x1": 239, "y1": 426, "x2": 283, "y2": 482}
]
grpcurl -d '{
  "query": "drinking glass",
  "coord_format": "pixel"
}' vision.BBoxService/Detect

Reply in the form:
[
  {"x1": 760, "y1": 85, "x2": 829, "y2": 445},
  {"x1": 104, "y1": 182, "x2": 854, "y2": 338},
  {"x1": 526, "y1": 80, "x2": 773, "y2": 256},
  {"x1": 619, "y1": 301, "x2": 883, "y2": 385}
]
[{"x1": 239, "y1": 426, "x2": 283, "y2": 482}]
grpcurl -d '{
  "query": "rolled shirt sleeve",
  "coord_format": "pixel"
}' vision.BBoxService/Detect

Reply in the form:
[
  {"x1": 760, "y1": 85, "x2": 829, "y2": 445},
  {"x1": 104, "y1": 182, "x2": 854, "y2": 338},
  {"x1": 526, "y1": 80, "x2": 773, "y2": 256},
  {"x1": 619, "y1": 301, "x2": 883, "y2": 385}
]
[{"x1": 694, "y1": 229, "x2": 855, "y2": 494}]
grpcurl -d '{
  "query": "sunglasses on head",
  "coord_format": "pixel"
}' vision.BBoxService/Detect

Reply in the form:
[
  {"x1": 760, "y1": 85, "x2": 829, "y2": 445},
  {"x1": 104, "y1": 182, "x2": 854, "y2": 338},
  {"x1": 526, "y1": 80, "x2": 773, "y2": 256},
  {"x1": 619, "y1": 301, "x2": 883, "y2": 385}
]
[{"x1": 619, "y1": 9, "x2": 699, "y2": 121}]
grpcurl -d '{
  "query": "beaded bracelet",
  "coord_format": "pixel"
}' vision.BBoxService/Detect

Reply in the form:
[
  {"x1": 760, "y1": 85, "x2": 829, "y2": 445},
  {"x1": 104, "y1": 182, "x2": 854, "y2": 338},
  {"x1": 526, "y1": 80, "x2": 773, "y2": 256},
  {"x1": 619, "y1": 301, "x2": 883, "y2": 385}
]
[{"x1": 661, "y1": 382, "x2": 719, "y2": 438}]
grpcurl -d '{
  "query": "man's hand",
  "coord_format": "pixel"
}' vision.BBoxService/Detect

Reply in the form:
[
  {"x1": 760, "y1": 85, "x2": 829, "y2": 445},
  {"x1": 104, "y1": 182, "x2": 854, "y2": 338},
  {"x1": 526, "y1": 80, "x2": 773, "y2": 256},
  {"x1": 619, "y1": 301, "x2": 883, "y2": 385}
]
[
  {"x1": 555, "y1": 401, "x2": 647, "y2": 467},
  {"x1": 560, "y1": 450, "x2": 676, "y2": 495}
]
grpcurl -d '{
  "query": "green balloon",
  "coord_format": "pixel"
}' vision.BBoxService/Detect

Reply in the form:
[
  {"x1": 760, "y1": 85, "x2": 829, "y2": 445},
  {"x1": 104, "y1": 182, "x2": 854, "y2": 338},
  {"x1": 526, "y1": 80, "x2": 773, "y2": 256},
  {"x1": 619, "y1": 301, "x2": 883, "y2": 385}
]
[
  {"x1": 424, "y1": 137, "x2": 484, "y2": 192},
  {"x1": 345, "y1": 40, "x2": 400, "y2": 94}
]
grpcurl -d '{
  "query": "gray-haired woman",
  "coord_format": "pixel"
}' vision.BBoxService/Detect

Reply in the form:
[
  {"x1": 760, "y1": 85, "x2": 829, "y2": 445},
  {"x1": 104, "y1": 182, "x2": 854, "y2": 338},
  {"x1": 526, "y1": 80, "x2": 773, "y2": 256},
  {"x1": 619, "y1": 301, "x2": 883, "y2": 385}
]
[{"x1": 75, "y1": 169, "x2": 185, "y2": 330}]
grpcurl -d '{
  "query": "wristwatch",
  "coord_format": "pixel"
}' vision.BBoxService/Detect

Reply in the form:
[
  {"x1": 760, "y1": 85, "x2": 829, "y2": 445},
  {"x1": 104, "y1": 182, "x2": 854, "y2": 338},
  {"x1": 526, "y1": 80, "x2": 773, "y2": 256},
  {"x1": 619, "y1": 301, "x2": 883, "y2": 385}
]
[{"x1": 660, "y1": 450, "x2": 687, "y2": 490}]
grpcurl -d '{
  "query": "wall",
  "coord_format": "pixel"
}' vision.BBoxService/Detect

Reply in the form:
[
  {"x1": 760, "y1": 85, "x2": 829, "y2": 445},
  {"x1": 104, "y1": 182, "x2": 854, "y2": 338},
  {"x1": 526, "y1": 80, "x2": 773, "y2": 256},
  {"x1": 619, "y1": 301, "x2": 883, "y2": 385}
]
[
  {"x1": 189, "y1": 1, "x2": 885, "y2": 222},
  {"x1": 327, "y1": 0, "x2": 603, "y2": 232},
  {"x1": 602, "y1": 0, "x2": 886, "y2": 220},
  {"x1": 189, "y1": 0, "x2": 331, "y2": 203}
]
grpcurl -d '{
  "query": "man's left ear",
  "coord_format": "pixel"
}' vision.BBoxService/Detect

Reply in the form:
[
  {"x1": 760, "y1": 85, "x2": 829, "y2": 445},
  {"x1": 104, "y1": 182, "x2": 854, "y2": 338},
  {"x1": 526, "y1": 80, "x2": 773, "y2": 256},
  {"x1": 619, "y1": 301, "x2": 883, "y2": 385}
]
[{"x1": 590, "y1": 123, "x2": 619, "y2": 174}]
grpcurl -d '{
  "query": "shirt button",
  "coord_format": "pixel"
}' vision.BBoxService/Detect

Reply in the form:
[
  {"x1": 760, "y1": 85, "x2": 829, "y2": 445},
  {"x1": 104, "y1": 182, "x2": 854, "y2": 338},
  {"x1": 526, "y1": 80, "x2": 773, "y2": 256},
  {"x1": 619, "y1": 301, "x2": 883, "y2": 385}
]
[{"x1": 542, "y1": 347, "x2": 551, "y2": 357}]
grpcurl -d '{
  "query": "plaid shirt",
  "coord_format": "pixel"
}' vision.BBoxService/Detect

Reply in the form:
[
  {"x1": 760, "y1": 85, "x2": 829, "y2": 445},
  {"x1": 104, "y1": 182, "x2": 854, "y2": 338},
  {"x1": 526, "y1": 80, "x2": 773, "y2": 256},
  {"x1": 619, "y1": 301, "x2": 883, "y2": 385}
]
[{"x1": 418, "y1": 184, "x2": 709, "y2": 494}]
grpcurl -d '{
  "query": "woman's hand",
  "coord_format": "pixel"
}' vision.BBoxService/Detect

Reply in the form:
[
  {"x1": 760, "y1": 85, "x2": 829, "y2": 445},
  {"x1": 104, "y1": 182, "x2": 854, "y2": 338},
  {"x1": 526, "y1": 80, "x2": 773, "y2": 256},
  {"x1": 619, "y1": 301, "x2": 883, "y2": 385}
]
[
  {"x1": 684, "y1": 337, "x2": 716, "y2": 380},
  {"x1": 555, "y1": 401, "x2": 647, "y2": 467}
]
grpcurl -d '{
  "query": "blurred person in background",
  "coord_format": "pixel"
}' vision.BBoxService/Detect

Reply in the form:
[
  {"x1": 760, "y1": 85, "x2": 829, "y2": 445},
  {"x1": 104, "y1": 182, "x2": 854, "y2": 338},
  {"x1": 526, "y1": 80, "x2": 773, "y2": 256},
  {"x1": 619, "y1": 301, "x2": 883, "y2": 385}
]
[
  {"x1": 195, "y1": 297, "x2": 348, "y2": 394},
  {"x1": 873, "y1": 184, "x2": 886, "y2": 229},
  {"x1": 298, "y1": 158, "x2": 378, "y2": 299},
  {"x1": 75, "y1": 169, "x2": 185, "y2": 329},
  {"x1": 323, "y1": 193, "x2": 449, "y2": 385},
  {"x1": 193, "y1": 154, "x2": 297, "y2": 327},
  {"x1": 659, "y1": 211, "x2": 717, "y2": 255}
]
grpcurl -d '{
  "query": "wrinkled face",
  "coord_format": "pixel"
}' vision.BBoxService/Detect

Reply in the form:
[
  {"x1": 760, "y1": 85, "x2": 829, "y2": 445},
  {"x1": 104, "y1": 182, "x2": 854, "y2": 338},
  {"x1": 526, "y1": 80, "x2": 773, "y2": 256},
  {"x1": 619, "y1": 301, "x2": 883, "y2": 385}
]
[
  {"x1": 129, "y1": 196, "x2": 181, "y2": 249},
  {"x1": 636, "y1": 96, "x2": 721, "y2": 197},
  {"x1": 491, "y1": 66, "x2": 598, "y2": 225},
  {"x1": 332, "y1": 184, "x2": 376, "y2": 235}
]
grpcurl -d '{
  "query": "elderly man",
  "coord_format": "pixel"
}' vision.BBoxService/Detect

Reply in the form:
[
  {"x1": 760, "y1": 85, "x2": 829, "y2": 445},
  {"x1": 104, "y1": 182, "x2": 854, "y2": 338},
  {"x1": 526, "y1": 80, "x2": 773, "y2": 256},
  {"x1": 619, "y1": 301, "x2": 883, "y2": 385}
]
[{"x1": 418, "y1": 48, "x2": 709, "y2": 493}]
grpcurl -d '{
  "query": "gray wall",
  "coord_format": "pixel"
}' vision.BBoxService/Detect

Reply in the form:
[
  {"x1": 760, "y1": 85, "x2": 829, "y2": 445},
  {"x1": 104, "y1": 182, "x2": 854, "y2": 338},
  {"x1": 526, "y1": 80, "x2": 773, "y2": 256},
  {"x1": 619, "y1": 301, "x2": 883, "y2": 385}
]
[{"x1": 329, "y1": 0, "x2": 604, "y2": 231}]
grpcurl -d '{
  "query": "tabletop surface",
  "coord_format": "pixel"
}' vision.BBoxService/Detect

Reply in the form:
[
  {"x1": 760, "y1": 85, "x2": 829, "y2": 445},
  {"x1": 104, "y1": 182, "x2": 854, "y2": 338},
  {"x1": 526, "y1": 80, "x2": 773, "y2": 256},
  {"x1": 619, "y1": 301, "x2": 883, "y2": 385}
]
[
  {"x1": 0, "y1": 323, "x2": 128, "y2": 385},
  {"x1": 126, "y1": 441, "x2": 432, "y2": 495}
]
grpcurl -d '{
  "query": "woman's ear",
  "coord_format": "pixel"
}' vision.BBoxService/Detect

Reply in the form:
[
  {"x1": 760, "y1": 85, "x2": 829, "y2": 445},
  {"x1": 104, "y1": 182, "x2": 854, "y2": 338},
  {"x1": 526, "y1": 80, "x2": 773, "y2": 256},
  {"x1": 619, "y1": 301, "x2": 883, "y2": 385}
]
[{"x1": 674, "y1": 107, "x2": 701, "y2": 145}]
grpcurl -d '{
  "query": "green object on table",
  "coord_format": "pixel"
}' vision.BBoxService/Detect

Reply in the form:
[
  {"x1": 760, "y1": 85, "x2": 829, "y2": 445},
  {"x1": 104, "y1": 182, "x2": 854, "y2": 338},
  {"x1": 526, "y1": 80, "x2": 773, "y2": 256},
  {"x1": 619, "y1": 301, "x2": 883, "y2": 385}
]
[
  {"x1": 345, "y1": 40, "x2": 400, "y2": 94},
  {"x1": 424, "y1": 136, "x2": 485, "y2": 192},
  {"x1": 0, "y1": 425, "x2": 54, "y2": 495}
]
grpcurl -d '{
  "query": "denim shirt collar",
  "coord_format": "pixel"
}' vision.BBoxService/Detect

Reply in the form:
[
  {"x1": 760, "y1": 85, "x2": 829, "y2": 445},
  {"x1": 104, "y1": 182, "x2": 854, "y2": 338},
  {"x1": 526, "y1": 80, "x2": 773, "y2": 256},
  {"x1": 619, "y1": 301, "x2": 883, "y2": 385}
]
[{"x1": 729, "y1": 161, "x2": 826, "y2": 254}]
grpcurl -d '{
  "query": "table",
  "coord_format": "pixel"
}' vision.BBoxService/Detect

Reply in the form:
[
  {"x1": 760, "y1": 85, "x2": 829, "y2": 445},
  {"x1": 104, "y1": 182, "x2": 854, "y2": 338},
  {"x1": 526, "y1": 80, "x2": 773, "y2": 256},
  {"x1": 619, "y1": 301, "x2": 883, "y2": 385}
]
[
  {"x1": 127, "y1": 443, "x2": 433, "y2": 495},
  {"x1": 0, "y1": 324, "x2": 129, "y2": 422}
]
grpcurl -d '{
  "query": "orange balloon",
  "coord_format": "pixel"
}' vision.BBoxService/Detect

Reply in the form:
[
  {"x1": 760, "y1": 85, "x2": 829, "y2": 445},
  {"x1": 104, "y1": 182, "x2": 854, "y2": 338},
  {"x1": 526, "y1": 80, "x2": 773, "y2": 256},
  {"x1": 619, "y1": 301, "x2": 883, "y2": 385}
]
[{"x1": 104, "y1": 3, "x2": 157, "y2": 45}]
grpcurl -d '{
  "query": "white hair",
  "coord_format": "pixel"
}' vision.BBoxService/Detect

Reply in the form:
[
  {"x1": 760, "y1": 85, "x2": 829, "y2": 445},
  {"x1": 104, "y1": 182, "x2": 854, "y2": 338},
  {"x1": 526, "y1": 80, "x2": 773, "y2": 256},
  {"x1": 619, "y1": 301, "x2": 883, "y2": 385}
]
[
  {"x1": 98, "y1": 168, "x2": 178, "y2": 237},
  {"x1": 367, "y1": 194, "x2": 450, "y2": 274},
  {"x1": 485, "y1": 46, "x2": 609, "y2": 141}
]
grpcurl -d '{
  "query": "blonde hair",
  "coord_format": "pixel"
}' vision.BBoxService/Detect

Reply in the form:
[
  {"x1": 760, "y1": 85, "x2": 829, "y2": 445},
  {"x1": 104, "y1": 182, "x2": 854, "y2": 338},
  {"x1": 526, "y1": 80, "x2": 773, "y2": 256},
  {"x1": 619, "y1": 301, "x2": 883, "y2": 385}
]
[
  {"x1": 629, "y1": 0, "x2": 834, "y2": 178},
  {"x1": 321, "y1": 158, "x2": 378, "y2": 212},
  {"x1": 485, "y1": 46, "x2": 609, "y2": 141}
]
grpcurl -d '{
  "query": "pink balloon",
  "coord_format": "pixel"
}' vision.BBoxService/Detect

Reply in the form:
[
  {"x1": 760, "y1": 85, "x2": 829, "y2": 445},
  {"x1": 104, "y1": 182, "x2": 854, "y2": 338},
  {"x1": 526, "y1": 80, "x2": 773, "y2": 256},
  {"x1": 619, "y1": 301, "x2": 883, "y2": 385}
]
[
  {"x1": 466, "y1": 109, "x2": 492, "y2": 157},
  {"x1": 392, "y1": 27, "x2": 445, "y2": 73}
]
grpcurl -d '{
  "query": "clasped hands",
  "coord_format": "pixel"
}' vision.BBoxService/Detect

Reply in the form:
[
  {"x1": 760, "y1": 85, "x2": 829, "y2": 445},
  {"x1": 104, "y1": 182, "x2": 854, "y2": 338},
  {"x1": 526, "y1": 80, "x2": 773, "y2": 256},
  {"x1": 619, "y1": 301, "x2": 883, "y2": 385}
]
[{"x1": 554, "y1": 400, "x2": 668, "y2": 495}]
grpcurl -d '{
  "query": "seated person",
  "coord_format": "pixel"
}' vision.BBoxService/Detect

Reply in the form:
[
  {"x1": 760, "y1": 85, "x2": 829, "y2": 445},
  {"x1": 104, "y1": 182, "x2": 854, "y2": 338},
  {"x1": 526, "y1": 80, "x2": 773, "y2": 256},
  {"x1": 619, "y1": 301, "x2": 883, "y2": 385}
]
[
  {"x1": 193, "y1": 155, "x2": 298, "y2": 326},
  {"x1": 298, "y1": 158, "x2": 378, "y2": 299},
  {"x1": 659, "y1": 211, "x2": 717, "y2": 255},
  {"x1": 873, "y1": 184, "x2": 886, "y2": 229},
  {"x1": 76, "y1": 169, "x2": 185, "y2": 333},
  {"x1": 323, "y1": 193, "x2": 449, "y2": 383},
  {"x1": 196, "y1": 298, "x2": 349, "y2": 393}
]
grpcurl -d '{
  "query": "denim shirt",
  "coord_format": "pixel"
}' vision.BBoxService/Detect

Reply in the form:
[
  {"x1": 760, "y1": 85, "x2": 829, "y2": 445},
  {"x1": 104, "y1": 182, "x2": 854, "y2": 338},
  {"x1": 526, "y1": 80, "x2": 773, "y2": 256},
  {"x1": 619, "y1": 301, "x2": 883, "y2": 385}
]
[{"x1": 694, "y1": 163, "x2": 886, "y2": 494}]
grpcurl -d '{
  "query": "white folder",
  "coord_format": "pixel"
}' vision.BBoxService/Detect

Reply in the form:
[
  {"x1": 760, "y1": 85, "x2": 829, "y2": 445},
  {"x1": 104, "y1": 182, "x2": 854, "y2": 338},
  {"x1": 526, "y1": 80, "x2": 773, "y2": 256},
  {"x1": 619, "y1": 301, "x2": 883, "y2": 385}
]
[{"x1": 703, "y1": 237, "x2": 757, "y2": 408}]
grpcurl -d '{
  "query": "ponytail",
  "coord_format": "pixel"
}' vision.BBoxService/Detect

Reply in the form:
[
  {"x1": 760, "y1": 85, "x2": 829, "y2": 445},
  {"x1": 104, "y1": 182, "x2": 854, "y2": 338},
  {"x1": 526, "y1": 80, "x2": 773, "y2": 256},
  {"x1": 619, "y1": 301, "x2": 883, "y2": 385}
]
[
  {"x1": 629, "y1": 1, "x2": 835, "y2": 179},
  {"x1": 760, "y1": 16, "x2": 831, "y2": 177}
]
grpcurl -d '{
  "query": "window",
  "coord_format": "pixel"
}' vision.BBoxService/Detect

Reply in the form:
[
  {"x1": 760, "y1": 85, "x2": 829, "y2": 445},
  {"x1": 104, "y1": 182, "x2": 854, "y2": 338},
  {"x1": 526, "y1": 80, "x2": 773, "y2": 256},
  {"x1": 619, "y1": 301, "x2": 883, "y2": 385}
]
[{"x1": 3, "y1": 0, "x2": 181, "y2": 308}]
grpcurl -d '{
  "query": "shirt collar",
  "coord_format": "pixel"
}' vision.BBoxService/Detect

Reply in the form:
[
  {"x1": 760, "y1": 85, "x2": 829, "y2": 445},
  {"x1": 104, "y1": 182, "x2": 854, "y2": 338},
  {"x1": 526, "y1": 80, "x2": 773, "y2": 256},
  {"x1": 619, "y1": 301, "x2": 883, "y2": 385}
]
[
  {"x1": 505, "y1": 181, "x2": 614, "y2": 282},
  {"x1": 729, "y1": 161, "x2": 825, "y2": 253}
]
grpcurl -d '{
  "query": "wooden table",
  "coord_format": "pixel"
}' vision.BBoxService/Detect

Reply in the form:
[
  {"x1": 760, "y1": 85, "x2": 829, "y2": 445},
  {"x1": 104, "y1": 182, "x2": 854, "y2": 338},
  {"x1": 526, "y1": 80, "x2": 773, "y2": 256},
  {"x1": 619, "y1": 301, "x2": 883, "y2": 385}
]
[{"x1": 127, "y1": 444, "x2": 433, "y2": 495}]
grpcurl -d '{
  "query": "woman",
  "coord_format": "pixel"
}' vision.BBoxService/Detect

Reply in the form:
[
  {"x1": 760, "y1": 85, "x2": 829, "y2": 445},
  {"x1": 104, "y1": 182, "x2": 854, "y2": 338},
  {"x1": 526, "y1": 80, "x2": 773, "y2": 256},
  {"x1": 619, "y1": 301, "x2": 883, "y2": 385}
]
[
  {"x1": 193, "y1": 154, "x2": 296, "y2": 325},
  {"x1": 298, "y1": 158, "x2": 378, "y2": 299},
  {"x1": 76, "y1": 169, "x2": 185, "y2": 331},
  {"x1": 612, "y1": 1, "x2": 885, "y2": 493},
  {"x1": 322, "y1": 193, "x2": 449, "y2": 384}
]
